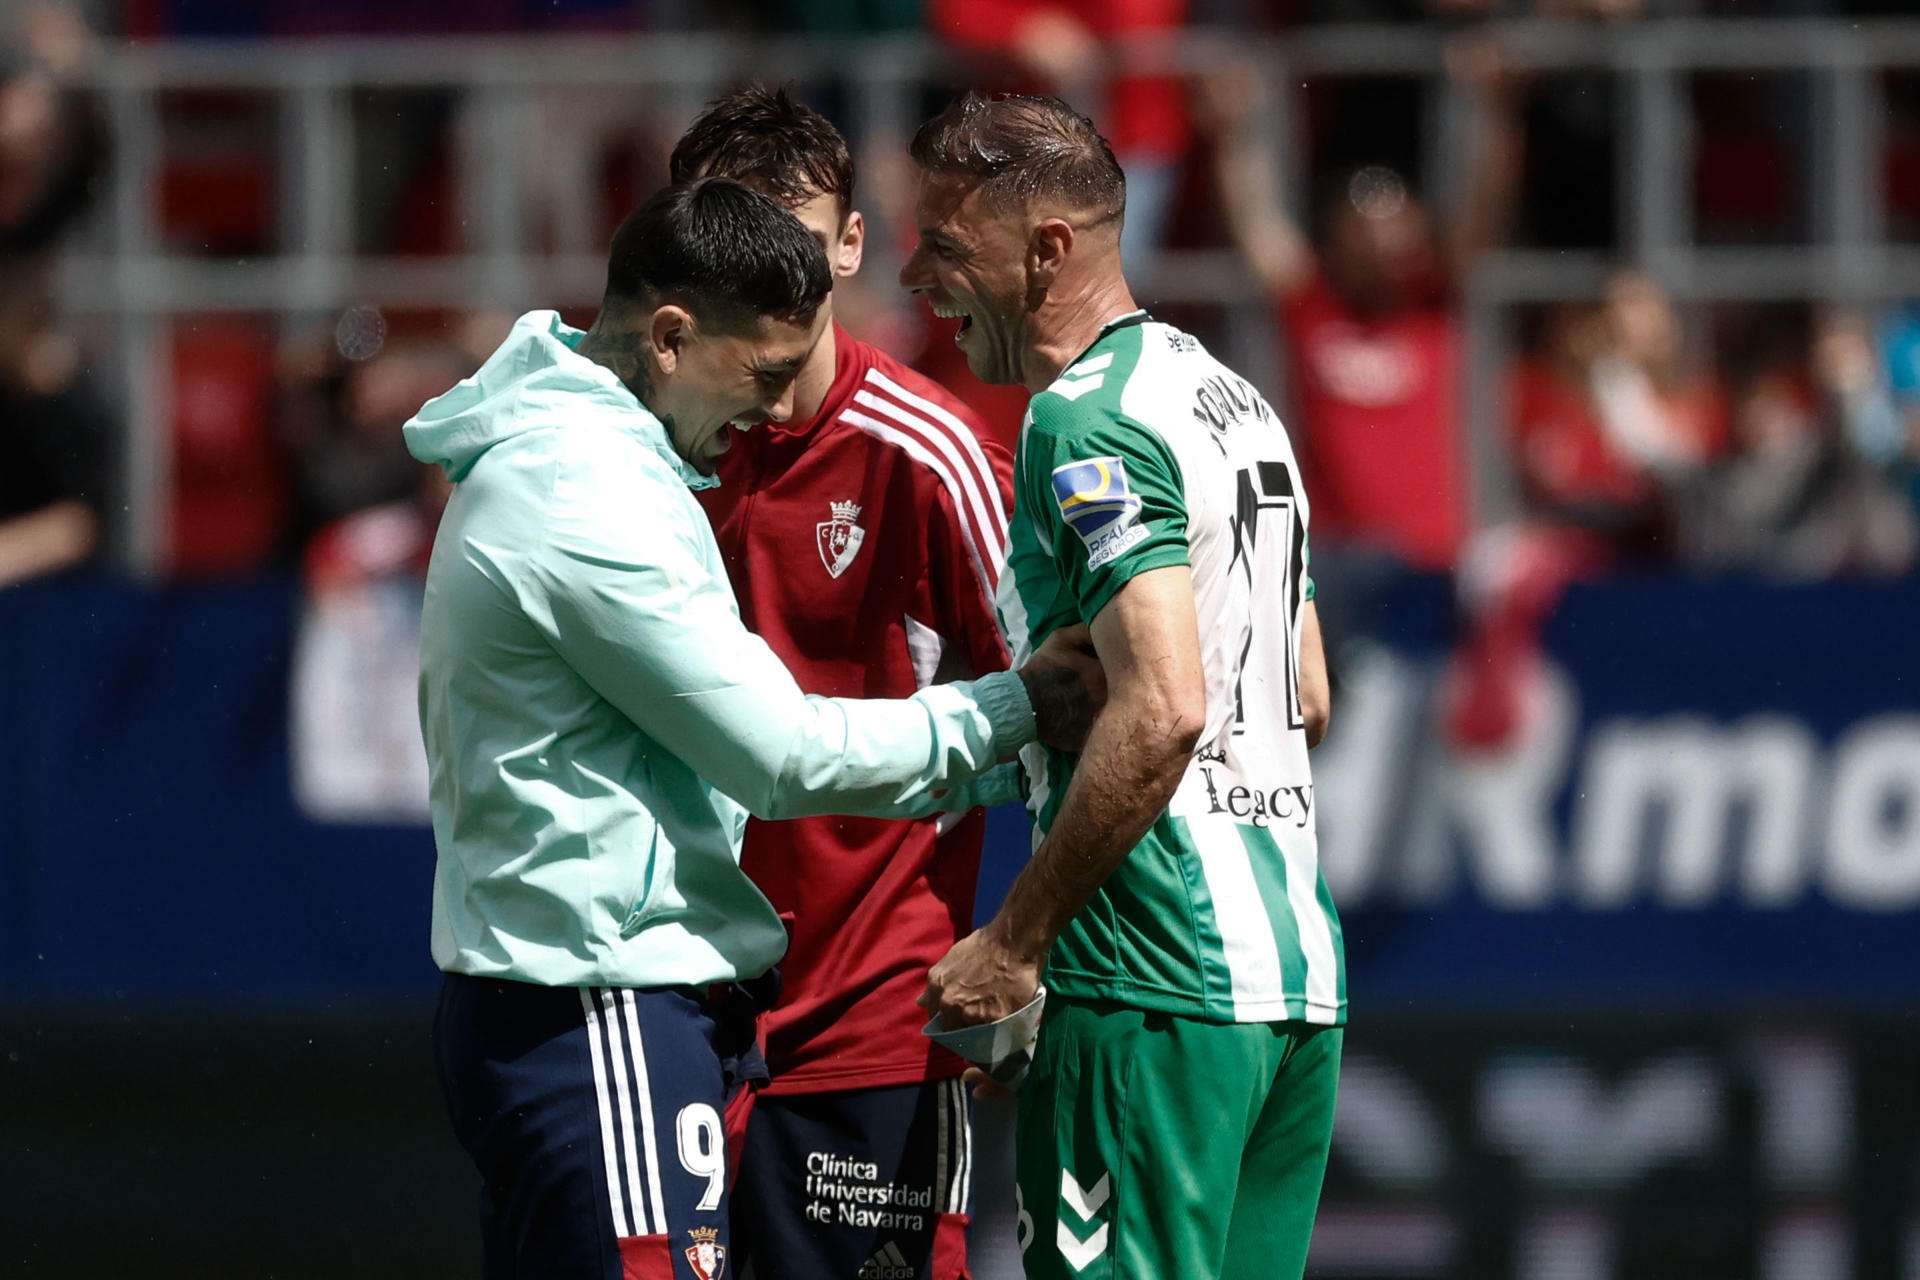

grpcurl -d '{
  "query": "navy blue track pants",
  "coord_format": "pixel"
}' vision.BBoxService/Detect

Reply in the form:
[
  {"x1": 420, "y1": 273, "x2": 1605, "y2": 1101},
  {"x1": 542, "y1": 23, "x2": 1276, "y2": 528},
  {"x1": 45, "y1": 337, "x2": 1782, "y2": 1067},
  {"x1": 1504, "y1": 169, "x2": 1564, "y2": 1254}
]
[{"x1": 434, "y1": 973, "x2": 766, "y2": 1280}]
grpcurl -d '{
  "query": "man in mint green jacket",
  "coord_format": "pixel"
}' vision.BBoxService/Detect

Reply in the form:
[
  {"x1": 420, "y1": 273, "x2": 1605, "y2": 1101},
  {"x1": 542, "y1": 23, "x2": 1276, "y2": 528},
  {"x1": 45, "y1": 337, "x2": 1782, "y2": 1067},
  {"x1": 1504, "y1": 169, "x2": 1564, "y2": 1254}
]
[{"x1": 407, "y1": 180, "x2": 1091, "y2": 1280}]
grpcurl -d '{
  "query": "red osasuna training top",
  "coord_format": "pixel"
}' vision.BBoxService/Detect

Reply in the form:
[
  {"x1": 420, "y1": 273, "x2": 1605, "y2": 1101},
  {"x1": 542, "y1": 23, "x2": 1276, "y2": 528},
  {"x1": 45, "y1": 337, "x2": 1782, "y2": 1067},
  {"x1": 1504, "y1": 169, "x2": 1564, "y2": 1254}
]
[{"x1": 697, "y1": 323, "x2": 1015, "y2": 1095}]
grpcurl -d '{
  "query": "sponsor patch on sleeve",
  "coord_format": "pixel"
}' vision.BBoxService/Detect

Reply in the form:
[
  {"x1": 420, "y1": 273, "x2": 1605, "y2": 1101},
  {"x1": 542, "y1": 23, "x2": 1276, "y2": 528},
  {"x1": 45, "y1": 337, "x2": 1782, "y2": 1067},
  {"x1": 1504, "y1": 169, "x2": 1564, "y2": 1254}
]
[{"x1": 1050, "y1": 456, "x2": 1149, "y2": 570}]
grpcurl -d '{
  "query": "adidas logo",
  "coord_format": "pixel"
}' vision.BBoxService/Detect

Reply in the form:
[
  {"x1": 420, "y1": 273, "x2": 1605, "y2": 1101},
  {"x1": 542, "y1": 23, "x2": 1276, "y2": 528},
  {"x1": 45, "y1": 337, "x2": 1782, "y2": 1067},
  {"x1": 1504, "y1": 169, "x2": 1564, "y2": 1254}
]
[{"x1": 856, "y1": 1240, "x2": 916, "y2": 1280}]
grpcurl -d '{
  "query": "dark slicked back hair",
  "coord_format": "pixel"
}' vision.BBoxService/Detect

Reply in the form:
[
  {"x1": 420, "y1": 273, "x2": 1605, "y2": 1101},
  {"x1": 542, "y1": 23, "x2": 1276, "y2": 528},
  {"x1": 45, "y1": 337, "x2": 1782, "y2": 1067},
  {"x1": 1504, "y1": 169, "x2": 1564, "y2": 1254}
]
[
  {"x1": 909, "y1": 92, "x2": 1125, "y2": 225},
  {"x1": 669, "y1": 84, "x2": 856, "y2": 215},
  {"x1": 604, "y1": 177, "x2": 831, "y2": 332}
]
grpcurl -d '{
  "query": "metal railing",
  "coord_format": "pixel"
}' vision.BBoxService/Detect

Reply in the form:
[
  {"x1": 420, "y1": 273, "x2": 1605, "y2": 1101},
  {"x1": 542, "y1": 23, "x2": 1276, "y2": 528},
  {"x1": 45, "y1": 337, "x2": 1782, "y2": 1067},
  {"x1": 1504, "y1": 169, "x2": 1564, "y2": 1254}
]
[{"x1": 59, "y1": 21, "x2": 1920, "y2": 574}]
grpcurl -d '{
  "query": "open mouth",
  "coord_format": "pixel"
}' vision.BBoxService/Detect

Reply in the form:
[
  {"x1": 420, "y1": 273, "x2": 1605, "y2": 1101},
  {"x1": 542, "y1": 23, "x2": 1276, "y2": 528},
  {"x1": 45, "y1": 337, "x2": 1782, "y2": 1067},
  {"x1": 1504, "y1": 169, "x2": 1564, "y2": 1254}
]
[{"x1": 930, "y1": 300, "x2": 974, "y2": 340}]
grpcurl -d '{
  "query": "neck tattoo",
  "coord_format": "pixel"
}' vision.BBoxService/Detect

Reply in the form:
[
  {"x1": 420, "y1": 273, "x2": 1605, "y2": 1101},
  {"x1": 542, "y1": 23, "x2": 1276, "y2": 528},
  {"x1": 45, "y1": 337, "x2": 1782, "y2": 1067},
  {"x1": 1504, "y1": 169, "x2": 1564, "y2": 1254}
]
[{"x1": 579, "y1": 332, "x2": 676, "y2": 439}]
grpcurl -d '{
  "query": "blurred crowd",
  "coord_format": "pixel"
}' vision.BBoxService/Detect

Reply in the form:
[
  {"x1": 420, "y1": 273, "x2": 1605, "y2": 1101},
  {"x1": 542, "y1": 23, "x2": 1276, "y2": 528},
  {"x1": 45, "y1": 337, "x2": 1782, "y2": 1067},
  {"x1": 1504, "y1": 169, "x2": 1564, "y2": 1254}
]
[
  {"x1": 0, "y1": 2, "x2": 110, "y2": 590},
  {"x1": 3, "y1": 0, "x2": 1918, "y2": 658}
]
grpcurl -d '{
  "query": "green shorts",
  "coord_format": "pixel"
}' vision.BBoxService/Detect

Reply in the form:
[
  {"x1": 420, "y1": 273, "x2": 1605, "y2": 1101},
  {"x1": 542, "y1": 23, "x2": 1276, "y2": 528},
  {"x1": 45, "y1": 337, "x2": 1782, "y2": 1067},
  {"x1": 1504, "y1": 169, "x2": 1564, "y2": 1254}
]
[{"x1": 1014, "y1": 996, "x2": 1342, "y2": 1280}]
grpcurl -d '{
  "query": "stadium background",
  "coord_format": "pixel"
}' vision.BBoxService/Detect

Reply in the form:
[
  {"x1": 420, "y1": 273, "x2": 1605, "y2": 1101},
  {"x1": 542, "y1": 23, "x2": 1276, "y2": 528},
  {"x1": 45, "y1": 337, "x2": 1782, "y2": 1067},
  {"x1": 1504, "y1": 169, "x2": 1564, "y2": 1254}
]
[{"x1": 3, "y1": 1, "x2": 1920, "y2": 1277}]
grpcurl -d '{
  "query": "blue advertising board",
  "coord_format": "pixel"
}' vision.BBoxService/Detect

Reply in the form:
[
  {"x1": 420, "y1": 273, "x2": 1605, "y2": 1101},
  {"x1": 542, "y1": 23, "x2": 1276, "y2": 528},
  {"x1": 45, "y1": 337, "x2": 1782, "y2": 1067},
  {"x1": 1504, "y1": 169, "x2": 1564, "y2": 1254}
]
[
  {"x1": 1, "y1": 572, "x2": 1916, "y2": 1011},
  {"x1": 0, "y1": 576, "x2": 437, "y2": 1004},
  {"x1": 1314, "y1": 575, "x2": 1920, "y2": 1012}
]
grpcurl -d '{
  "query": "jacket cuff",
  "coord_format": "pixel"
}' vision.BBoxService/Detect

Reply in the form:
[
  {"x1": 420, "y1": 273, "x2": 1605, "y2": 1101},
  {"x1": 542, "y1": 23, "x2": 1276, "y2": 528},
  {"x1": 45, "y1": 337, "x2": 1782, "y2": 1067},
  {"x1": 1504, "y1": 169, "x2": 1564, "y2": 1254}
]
[
  {"x1": 973, "y1": 761, "x2": 1029, "y2": 810},
  {"x1": 970, "y1": 669, "x2": 1037, "y2": 760}
]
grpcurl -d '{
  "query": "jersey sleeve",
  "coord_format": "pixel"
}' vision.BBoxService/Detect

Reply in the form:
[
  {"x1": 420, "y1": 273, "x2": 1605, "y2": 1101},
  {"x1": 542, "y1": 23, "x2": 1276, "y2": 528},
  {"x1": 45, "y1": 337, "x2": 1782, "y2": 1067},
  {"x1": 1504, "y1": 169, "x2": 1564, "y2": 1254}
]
[
  {"x1": 1021, "y1": 390, "x2": 1191, "y2": 624},
  {"x1": 525, "y1": 441, "x2": 1035, "y2": 823},
  {"x1": 928, "y1": 425, "x2": 1015, "y2": 679}
]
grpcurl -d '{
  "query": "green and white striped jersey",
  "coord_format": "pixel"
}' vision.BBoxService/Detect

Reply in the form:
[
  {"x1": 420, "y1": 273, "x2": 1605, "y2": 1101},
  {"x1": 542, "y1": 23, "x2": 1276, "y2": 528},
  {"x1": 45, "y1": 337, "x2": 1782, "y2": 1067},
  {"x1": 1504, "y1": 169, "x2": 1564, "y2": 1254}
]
[{"x1": 998, "y1": 313, "x2": 1345, "y2": 1026}]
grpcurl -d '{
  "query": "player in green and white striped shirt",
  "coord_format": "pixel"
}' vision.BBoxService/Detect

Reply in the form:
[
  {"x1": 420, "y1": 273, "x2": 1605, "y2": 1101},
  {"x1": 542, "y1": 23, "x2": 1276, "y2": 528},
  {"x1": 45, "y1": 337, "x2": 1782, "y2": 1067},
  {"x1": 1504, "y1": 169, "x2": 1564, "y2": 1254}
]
[{"x1": 906, "y1": 94, "x2": 1342, "y2": 1280}]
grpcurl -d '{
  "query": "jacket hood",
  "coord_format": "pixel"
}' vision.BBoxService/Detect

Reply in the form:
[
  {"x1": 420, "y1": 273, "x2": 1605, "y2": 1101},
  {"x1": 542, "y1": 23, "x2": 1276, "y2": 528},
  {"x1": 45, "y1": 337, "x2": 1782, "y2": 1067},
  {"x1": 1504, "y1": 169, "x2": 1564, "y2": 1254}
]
[{"x1": 403, "y1": 309, "x2": 714, "y2": 488}]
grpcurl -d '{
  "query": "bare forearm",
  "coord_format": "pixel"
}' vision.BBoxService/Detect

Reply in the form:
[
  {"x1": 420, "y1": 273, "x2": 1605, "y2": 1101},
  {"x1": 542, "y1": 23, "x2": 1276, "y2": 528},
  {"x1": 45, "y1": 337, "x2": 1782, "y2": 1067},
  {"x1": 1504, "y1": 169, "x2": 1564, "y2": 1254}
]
[
  {"x1": 1445, "y1": 84, "x2": 1522, "y2": 275},
  {"x1": 921, "y1": 572, "x2": 1199, "y2": 1029},
  {"x1": 0, "y1": 501, "x2": 97, "y2": 588},
  {"x1": 989, "y1": 693, "x2": 1196, "y2": 960},
  {"x1": 1213, "y1": 126, "x2": 1311, "y2": 298}
]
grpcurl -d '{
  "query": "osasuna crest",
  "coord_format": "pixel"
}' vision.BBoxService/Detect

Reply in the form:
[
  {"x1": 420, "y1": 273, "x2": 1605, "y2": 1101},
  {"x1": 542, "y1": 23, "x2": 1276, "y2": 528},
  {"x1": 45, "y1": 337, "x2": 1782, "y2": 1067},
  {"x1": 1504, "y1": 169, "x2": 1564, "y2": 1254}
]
[
  {"x1": 817, "y1": 500, "x2": 866, "y2": 579},
  {"x1": 685, "y1": 1226, "x2": 727, "y2": 1280}
]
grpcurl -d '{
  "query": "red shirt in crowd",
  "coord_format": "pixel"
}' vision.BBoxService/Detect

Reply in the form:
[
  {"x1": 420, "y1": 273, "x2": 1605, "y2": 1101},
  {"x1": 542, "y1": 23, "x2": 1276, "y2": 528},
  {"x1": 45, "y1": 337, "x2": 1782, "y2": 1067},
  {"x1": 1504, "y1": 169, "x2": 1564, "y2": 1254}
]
[
  {"x1": 1508, "y1": 362, "x2": 1728, "y2": 519},
  {"x1": 927, "y1": 0, "x2": 1192, "y2": 163},
  {"x1": 302, "y1": 495, "x2": 438, "y2": 590},
  {"x1": 697, "y1": 324, "x2": 1014, "y2": 1095},
  {"x1": 1508, "y1": 362, "x2": 1652, "y2": 515},
  {"x1": 1280, "y1": 271, "x2": 1467, "y2": 571}
]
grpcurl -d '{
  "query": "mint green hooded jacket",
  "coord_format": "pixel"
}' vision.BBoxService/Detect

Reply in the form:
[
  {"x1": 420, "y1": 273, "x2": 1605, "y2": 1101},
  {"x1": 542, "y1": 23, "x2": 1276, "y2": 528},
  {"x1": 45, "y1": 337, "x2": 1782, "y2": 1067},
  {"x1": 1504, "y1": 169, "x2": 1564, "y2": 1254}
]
[{"x1": 405, "y1": 311, "x2": 1032, "y2": 989}]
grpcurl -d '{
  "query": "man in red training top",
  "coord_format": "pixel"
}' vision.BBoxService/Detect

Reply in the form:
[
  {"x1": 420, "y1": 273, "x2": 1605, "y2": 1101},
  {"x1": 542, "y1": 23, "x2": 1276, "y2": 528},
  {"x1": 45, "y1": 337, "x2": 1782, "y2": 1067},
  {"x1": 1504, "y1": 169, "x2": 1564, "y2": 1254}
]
[
  {"x1": 1199, "y1": 45, "x2": 1523, "y2": 577},
  {"x1": 671, "y1": 85, "x2": 1014, "y2": 1280}
]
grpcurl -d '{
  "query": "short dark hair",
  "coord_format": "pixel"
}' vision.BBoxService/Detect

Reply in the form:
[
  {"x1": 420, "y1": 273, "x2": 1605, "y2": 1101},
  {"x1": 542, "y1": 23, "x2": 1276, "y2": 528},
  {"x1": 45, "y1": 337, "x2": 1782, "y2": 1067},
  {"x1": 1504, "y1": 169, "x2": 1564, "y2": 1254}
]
[
  {"x1": 908, "y1": 92, "x2": 1125, "y2": 225},
  {"x1": 604, "y1": 177, "x2": 831, "y2": 331},
  {"x1": 669, "y1": 84, "x2": 856, "y2": 215}
]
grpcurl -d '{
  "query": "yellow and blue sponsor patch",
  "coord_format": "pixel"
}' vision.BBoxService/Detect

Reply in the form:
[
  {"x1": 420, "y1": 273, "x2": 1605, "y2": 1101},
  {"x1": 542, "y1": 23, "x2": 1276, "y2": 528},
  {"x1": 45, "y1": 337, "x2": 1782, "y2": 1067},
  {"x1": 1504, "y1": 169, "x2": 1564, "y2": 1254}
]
[{"x1": 1051, "y1": 456, "x2": 1149, "y2": 570}]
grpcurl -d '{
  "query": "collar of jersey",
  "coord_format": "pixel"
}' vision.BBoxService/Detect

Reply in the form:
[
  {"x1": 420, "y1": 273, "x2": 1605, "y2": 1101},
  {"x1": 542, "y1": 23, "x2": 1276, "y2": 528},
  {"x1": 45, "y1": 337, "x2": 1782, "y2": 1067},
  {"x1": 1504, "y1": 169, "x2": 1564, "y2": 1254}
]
[{"x1": 1062, "y1": 309, "x2": 1151, "y2": 376}]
